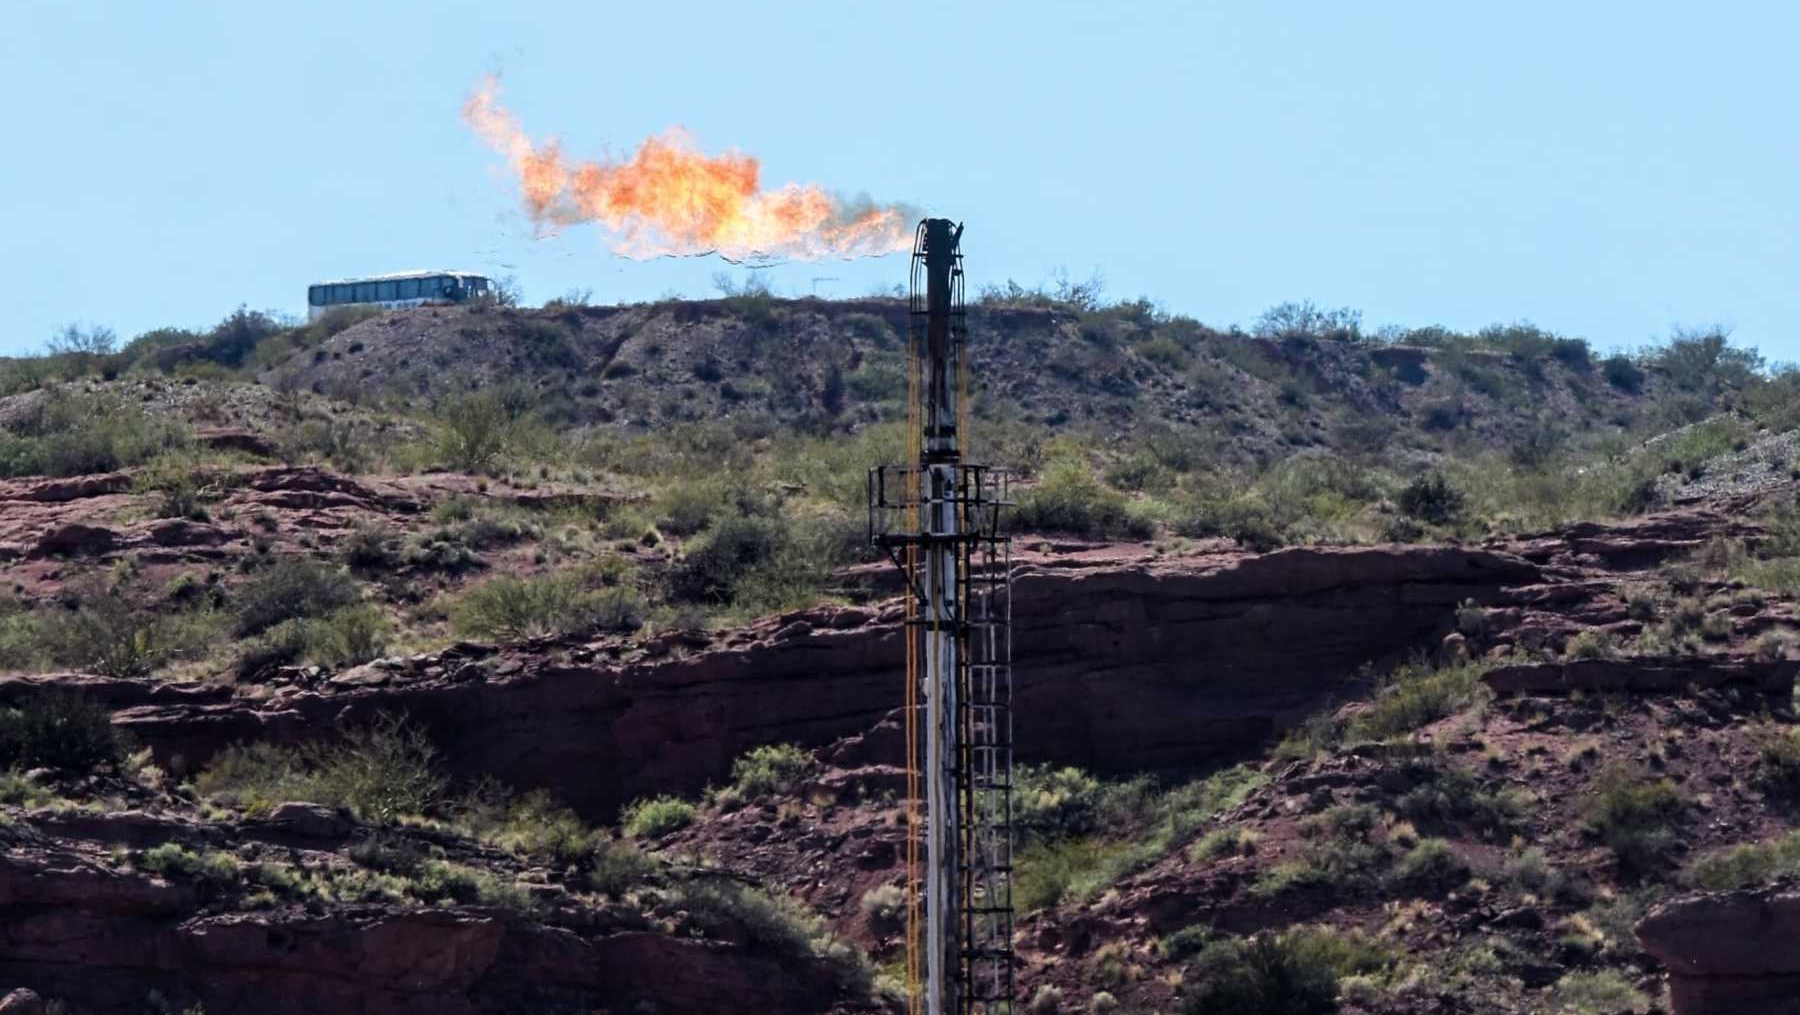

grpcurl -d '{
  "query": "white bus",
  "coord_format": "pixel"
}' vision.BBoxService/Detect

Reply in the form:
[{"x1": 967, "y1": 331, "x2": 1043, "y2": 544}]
[{"x1": 307, "y1": 270, "x2": 494, "y2": 321}]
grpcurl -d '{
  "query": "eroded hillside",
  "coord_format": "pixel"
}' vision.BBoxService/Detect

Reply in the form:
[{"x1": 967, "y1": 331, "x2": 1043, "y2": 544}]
[{"x1": 0, "y1": 297, "x2": 1798, "y2": 1013}]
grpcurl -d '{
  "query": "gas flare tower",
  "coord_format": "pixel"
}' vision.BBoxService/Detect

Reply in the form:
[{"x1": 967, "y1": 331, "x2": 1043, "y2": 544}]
[{"x1": 869, "y1": 219, "x2": 1016, "y2": 1015}]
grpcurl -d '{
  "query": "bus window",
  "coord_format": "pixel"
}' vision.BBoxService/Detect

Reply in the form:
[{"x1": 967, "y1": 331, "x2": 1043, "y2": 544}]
[
  {"x1": 354, "y1": 283, "x2": 375, "y2": 303},
  {"x1": 377, "y1": 281, "x2": 397, "y2": 301},
  {"x1": 308, "y1": 286, "x2": 323, "y2": 307},
  {"x1": 332, "y1": 285, "x2": 348, "y2": 305},
  {"x1": 419, "y1": 276, "x2": 444, "y2": 298},
  {"x1": 399, "y1": 279, "x2": 419, "y2": 299}
]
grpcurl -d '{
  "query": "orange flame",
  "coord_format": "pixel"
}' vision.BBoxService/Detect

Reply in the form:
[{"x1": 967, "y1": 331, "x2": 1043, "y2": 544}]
[{"x1": 462, "y1": 76, "x2": 913, "y2": 262}]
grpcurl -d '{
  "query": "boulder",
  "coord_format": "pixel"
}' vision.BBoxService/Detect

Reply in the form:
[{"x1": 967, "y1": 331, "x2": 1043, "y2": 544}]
[
  {"x1": 1637, "y1": 887, "x2": 1800, "y2": 1015},
  {"x1": 27, "y1": 523, "x2": 118, "y2": 559},
  {"x1": 263, "y1": 801, "x2": 355, "y2": 840}
]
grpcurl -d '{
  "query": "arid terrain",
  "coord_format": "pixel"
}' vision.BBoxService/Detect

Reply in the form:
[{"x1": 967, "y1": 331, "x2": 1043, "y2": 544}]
[{"x1": 1, "y1": 295, "x2": 1798, "y2": 1014}]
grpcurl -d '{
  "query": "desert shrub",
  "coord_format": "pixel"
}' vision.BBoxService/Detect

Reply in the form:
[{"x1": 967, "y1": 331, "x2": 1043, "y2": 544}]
[
  {"x1": 673, "y1": 877, "x2": 871, "y2": 992},
  {"x1": 1689, "y1": 831, "x2": 1800, "y2": 889},
  {"x1": 622, "y1": 795, "x2": 696, "y2": 838},
  {"x1": 1583, "y1": 767, "x2": 1686, "y2": 877},
  {"x1": 1015, "y1": 765, "x2": 1266, "y2": 911},
  {"x1": 1182, "y1": 926, "x2": 1392, "y2": 1015},
  {"x1": 859, "y1": 883, "x2": 906, "y2": 930},
  {"x1": 1026, "y1": 985, "x2": 1065, "y2": 1015},
  {"x1": 0, "y1": 390, "x2": 187, "y2": 478},
  {"x1": 140, "y1": 843, "x2": 240, "y2": 888},
  {"x1": 1346, "y1": 658, "x2": 1491, "y2": 743},
  {"x1": 1501, "y1": 845, "x2": 1564, "y2": 897},
  {"x1": 135, "y1": 459, "x2": 213, "y2": 520},
  {"x1": 448, "y1": 572, "x2": 644, "y2": 642},
  {"x1": 1014, "y1": 836, "x2": 1134, "y2": 912},
  {"x1": 340, "y1": 522, "x2": 402, "y2": 572},
  {"x1": 1175, "y1": 489, "x2": 1290, "y2": 551},
  {"x1": 435, "y1": 390, "x2": 523, "y2": 472},
  {"x1": 1391, "y1": 837, "x2": 1469, "y2": 891},
  {"x1": 1551, "y1": 970, "x2": 1649, "y2": 1014},
  {"x1": 1756, "y1": 728, "x2": 1800, "y2": 800},
  {"x1": 1397, "y1": 472, "x2": 1464, "y2": 525},
  {"x1": 1253, "y1": 805, "x2": 1390, "y2": 898},
  {"x1": 1014, "y1": 765, "x2": 1155, "y2": 841},
  {"x1": 0, "y1": 689, "x2": 122, "y2": 773},
  {"x1": 1653, "y1": 329, "x2": 1761, "y2": 393},
  {"x1": 1392, "y1": 759, "x2": 1526, "y2": 839},
  {"x1": 410, "y1": 859, "x2": 534, "y2": 911},
  {"x1": 31, "y1": 595, "x2": 219, "y2": 677},
  {"x1": 670, "y1": 507, "x2": 854, "y2": 614},
  {"x1": 1253, "y1": 301, "x2": 1362, "y2": 343},
  {"x1": 196, "y1": 715, "x2": 446, "y2": 822},
  {"x1": 728, "y1": 743, "x2": 816, "y2": 799},
  {"x1": 1012, "y1": 460, "x2": 1152, "y2": 539},
  {"x1": 589, "y1": 837, "x2": 656, "y2": 897},
  {"x1": 448, "y1": 784, "x2": 595, "y2": 863},
  {"x1": 671, "y1": 513, "x2": 785, "y2": 599},
  {"x1": 232, "y1": 558, "x2": 360, "y2": 636},
  {"x1": 1602, "y1": 354, "x2": 1645, "y2": 393},
  {"x1": 1564, "y1": 628, "x2": 1618, "y2": 660},
  {"x1": 239, "y1": 603, "x2": 391, "y2": 675}
]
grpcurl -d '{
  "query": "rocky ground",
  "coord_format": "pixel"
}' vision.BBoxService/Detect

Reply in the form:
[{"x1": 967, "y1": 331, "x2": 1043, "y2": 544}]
[{"x1": 1, "y1": 448, "x2": 1798, "y2": 1011}]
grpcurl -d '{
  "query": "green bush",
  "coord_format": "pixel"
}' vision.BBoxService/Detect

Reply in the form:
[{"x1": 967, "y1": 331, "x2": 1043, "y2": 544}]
[
  {"x1": 1343, "y1": 659, "x2": 1491, "y2": 744},
  {"x1": 232, "y1": 558, "x2": 361, "y2": 636},
  {"x1": 1014, "y1": 765, "x2": 1267, "y2": 912},
  {"x1": 1757, "y1": 728, "x2": 1800, "y2": 800},
  {"x1": 0, "y1": 390, "x2": 188, "y2": 478},
  {"x1": 0, "y1": 689, "x2": 122, "y2": 774},
  {"x1": 1583, "y1": 767, "x2": 1686, "y2": 877},
  {"x1": 241, "y1": 603, "x2": 392, "y2": 675},
  {"x1": 728, "y1": 743, "x2": 816, "y2": 799},
  {"x1": 140, "y1": 843, "x2": 241, "y2": 887},
  {"x1": 1397, "y1": 472, "x2": 1464, "y2": 525},
  {"x1": 1012, "y1": 461, "x2": 1152, "y2": 539},
  {"x1": 1391, "y1": 837, "x2": 1469, "y2": 891},
  {"x1": 1253, "y1": 805, "x2": 1390, "y2": 898},
  {"x1": 1691, "y1": 831, "x2": 1800, "y2": 890},
  {"x1": 448, "y1": 572, "x2": 644, "y2": 642},
  {"x1": 452, "y1": 785, "x2": 595, "y2": 863},
  {"x1": 196, "y1": 715, "x2": 446, "y2": 822},
  {"x1": 1392, "y1": 759, "x2": 1526, "y2": 839},
  {"x1": 435, "y1": 390, "x2": 522, "y2": 472},
  {"x1": 26, "y1": 594, "x2": 221, "y2": 678},
  {"x1": 1183, "y1": 926, "x2": 1392, "y2": 1015},
  {"x1": 622, "y1": 795, "x2": 697, "y2": 838},
  {"x1": 672, "y1": 877, "x2": 871, "y2": 993},
  {"x1": 589, "y1": 837, "x2": 656, "y2": 897},
  {"x1": 1551, "y1": 970, "x2": 1649, "y2": 1015},
  {"x1": 340, "y1": 522, "x2": 402, "y2": 572},
  {"x1": 1602, "y1": 354, "x2": 1645, "y2": 393}
]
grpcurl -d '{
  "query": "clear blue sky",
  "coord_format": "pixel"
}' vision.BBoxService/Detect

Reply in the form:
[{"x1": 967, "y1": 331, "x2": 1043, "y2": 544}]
[{"x1": 5, "y1": 1, "x2": 1797, "y2": 360}]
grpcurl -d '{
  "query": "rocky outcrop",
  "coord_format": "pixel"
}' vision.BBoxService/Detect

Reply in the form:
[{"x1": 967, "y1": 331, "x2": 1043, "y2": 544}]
[
  {"x1": 1483, "y1": 657, "x2": 1798, "y2": 695},
  {"x1": 24, "y1": 544, "x2": 1540, "y2": 817},
  {"x1": 0, "y1": 849, "x2": 848, "y2": 1015},
  {"x1": 1637, "y1": 887, "x2": 1800, "y2": 1014}
]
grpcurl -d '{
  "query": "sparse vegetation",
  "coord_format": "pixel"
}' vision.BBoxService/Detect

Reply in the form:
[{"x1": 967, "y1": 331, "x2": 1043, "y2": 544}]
[
  {"x1": 448, "y1": 571, "x2": 645, "y2": 642},
  {"x1": 621, "y1": 795, "x2": 696, "y2": 838},
  {"x1": 195, "y1": 715, "x2": 446, "y2": 822},
  {"x1": 1181, "y1": 925, "x2": 1395, "y2": 1015},
  {"x1": 1583, "y1": 767, "x2": 1687, "y2": 877},
  {"x1": 0, "y1": 689, "x2": 122, "y2": 774}
]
